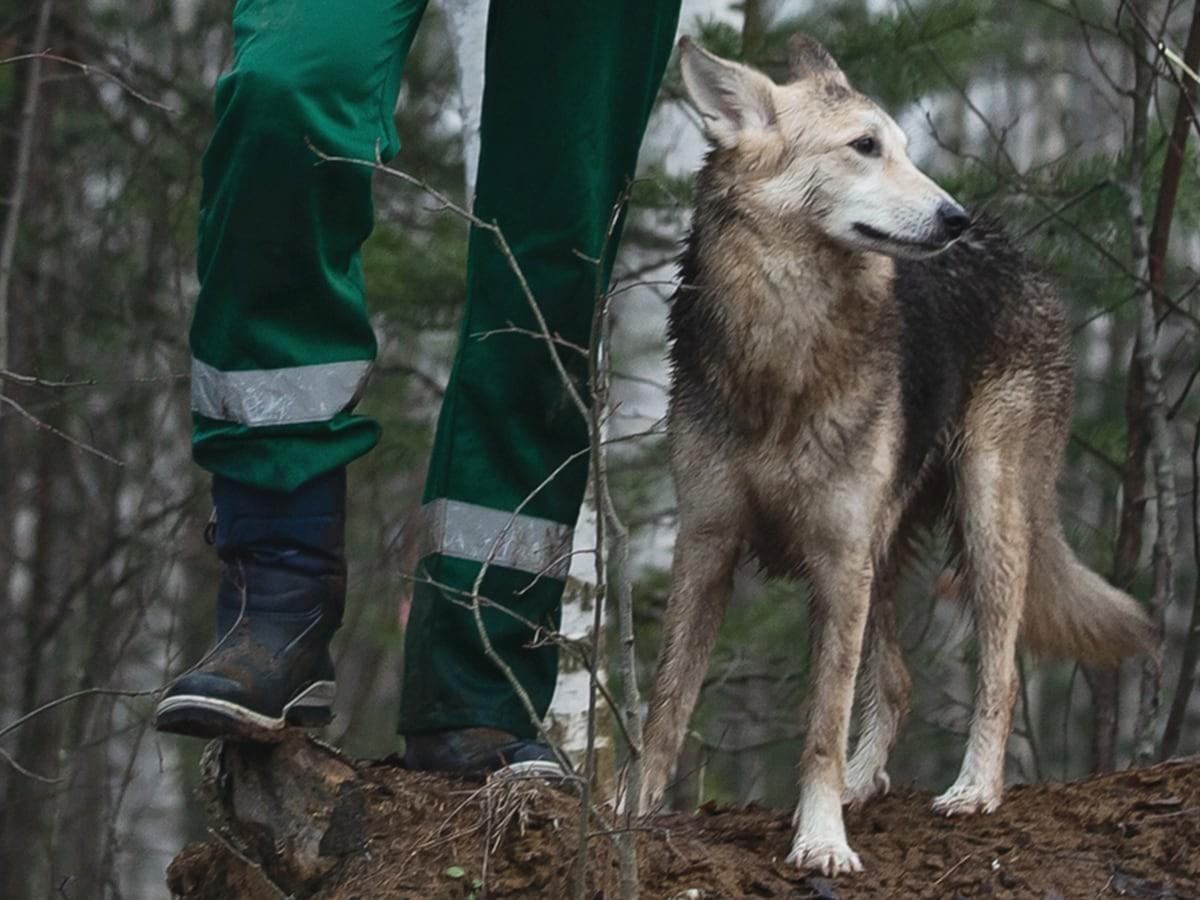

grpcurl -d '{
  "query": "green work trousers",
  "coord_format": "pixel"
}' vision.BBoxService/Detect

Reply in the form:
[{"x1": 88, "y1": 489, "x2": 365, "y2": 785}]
[{"x1": 191, "y1": 0, "x2": 681, "y2": 738}]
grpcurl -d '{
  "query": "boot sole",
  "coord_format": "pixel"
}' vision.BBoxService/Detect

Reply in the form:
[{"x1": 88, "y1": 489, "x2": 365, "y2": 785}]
[
  {"x1": 153, "y1": 681, "x2": 336, "y2": 743},
  {"x1": 489, "y1": 759, "x2": 569, "y2": 781}
]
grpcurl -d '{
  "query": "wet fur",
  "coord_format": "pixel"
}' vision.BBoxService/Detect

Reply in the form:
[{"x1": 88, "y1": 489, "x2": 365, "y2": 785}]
[{"x1": 638, "y1": 35, "x2": 1153, "y2": 877}]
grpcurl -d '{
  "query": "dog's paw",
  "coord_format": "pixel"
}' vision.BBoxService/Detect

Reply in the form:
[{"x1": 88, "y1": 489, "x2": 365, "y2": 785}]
[
  {"x1": 635, "y1": 782, "x2": 668, "y2": 817},
  {"x1": 786, "y1": 837, "x2": 863, "y2": 876},
  {"x1": 842, "y1": 765, "x2": 890, "y2": 808},
  {"x1": 931, "y1": 780, "x2": 1002, "y2": 817},
  {"x1": 616, "y1": 780, "x2": 664, "y2": 818},
  {"x1": 610, "y1": 772, "x2": 656, "y2": 817},
  {"x1": 609, "y1": 760, "x2": 649, "y2": 816}
]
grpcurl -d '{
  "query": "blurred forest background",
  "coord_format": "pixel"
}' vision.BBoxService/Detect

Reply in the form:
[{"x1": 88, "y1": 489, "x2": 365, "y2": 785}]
[{"x1": 3, "y1": 0, "x2": 1200, "y2": 896}]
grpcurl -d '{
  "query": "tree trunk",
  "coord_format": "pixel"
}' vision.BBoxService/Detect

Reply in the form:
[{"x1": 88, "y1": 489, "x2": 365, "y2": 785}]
[
  {"x1": 0, "y1": 0, "x2": 54, "y2": 375},
  {"x1": 1124, "y1": 0, "x2": 1178, "y2": 766},
  {"x1": 444, "y1": 0, "x2": 488, "y2": 202},
  {"x1": 1156, "y1": 0, "x2": 1200, "y2": 760}
]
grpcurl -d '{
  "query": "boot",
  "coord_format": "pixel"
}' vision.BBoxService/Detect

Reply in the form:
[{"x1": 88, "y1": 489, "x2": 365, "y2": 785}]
[
  {"x1": 404, "y1": 727, "x2": 564, "y2": 778},
  {"x1": 154, "y1": 469, "x2": 346, "y2": 742}
]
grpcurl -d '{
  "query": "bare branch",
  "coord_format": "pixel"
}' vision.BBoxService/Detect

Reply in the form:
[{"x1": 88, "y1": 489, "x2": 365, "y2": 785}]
[
  {"x1": 0, "y1": 50, "x2": 175, "y2": 113},
  {"x1": 0, "y1": 570, "x2": 252, "y2": 742},
  {"x1": 307, "y1": 142, "x2": 591, "y2": 421},
  {"x1": 471, "y1": 325, "x2": 589, "y2": 356},
  {"x1": 0, "y1": 369, "x2": 187, "y2": 389},
  {"x1": 0, "y1": 393, "x2": 124, "y2": 466},
  {"x1": 0, "y1": 745, "x2": 61, "y2": 783}
]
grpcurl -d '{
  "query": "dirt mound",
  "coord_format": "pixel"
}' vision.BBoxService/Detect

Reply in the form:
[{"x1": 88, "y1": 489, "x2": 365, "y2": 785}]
[{"x1": 167, "y1": 737, "x2": 1200, "y2": 899}]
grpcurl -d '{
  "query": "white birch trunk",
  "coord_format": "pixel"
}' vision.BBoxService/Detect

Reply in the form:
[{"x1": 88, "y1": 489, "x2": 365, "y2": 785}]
[
  {"x1": 443, "y1": 0, "x2": 487, "y2": 203},
  {"x1": 547, "y1": 494, "x2": 610, "y2": 771}
]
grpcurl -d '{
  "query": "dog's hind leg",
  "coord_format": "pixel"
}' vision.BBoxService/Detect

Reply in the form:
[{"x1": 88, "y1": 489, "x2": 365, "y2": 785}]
[
  {"x1": 844, "y1": 558, "x2": 910, "y2": 808},
  {"x1": 787, "y1": 548, "x2": 874, "y2": 875},
  {"x1": 638, "y1": 517, "x2": 740, "y2": 813},
  {"x1": 933, "y1": 440, "x2": 1029, "y2": 816}
]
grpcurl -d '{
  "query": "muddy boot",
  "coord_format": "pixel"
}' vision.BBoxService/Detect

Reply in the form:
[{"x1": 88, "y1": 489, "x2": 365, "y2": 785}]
[
  {"x1": 154, "y1": 470, "x2": 346, "y2": 742},
  {"x1": 404, "y1": 727, "x2": 565, "y2": 778}
]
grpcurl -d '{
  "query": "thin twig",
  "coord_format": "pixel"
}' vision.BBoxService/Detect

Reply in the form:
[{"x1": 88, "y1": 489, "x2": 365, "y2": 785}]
[
  {"x1": 0, "y1": 569, "x2": 251, "y2": 742},
  {"x1": 0, "y1": 393, "x2": 124, "y2": 466},
  {"x1": 472, "y1": 325, "x2": 589, "y2": 357},
  {"x1": 0, "y1": 50, "x2": 174, "y2": 113},
  {"x1": 0, "y1": 745, "x2": 61, "y2": 783},
  {"x1": 0, "y1": 369, "x2": 188, "y2": 389},
  {"x1": 466, "y1": 449, "x2": 588, "y2": 775},
  {"x1": 308, "y1": 142, "x2": 590, "y2": 421},
  {"x1": 933, "y1": 854, "x2": 973, "y2": 887}
]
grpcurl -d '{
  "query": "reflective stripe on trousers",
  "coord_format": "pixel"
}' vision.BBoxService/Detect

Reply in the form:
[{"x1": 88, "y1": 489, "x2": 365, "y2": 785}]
[
  {"x1": 191, "y1": 357, "x2": 372, "y2": 427},
  {"x1": 418, "y1": 498, "x2": 574, "y2": 580}
]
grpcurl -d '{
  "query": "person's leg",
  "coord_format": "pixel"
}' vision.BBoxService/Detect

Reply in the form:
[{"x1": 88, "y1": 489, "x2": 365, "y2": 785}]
[
  {"x1": 157, "y1": 0, "x2": 428, "y2": 739},
  {"x1": 400, "y1": 0, "x2": 682, "y2": 759},
  {"x1": 190, "y1": 0, "x2": 428, "y2": 492}
]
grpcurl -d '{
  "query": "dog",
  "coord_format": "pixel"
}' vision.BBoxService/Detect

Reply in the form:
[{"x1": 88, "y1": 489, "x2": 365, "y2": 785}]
[{"x1": 636, "y1": 34, "x2": 1153, "y2": 876}]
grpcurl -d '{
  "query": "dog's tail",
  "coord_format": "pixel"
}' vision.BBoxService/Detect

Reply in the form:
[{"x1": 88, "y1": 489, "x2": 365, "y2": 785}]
[{"x1": 1021, "y1": 528, "x2": 1154, "y2": 664}]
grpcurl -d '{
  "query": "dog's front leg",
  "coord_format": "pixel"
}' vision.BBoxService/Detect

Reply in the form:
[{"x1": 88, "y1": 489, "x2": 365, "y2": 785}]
[{"x1": 787, "y1": 550, "x2": 873, "y2": 876}]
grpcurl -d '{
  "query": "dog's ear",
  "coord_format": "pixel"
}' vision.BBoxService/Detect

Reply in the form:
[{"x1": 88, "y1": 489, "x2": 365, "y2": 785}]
[
  {"x1": 678, "y1": 36, "x2": 777, "y2": 149},
  {"x1": 787, "y1": 33, "x2": 842, "y2": 81}
]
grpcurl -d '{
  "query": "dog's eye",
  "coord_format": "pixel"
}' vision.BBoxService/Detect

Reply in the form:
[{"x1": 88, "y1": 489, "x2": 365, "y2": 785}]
[{"x1": 849, "y1": 136, "x2": 879, "y2": 156}]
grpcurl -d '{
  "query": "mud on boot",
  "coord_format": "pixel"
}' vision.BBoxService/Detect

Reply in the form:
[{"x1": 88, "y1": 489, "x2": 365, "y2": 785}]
[{"x1": 155, "y1": 470, "x2": 346, "y2": 742}]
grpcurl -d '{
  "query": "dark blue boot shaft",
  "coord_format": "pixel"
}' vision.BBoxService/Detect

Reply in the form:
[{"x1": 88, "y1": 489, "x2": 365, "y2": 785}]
[{"x1": 155, "y1": 469, "x2": 346, "y2": 742}]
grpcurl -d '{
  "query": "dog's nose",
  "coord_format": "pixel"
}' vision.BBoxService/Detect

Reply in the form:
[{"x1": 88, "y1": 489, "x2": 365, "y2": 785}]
[{"x1": 938, "y1": 201, "x2": 971, "y2": 239}]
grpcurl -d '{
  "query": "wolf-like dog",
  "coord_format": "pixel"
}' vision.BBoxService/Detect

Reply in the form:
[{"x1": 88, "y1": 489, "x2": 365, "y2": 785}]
[{"x1": 637, "y1": 35, "x2": 1153, "y2": 876}]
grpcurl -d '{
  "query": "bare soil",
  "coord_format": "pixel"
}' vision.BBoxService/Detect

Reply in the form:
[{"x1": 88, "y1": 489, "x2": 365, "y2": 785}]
[{"x1": 168, "y1": 744, "x2": 1200, "y2": 899}]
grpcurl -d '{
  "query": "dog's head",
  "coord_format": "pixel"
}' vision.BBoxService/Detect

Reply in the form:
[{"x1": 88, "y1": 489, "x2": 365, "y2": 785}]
[{"x1": 679, "y1": 34, "x2": 968, "y2": 259}]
